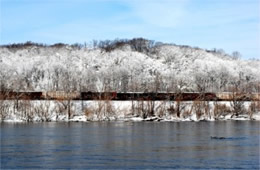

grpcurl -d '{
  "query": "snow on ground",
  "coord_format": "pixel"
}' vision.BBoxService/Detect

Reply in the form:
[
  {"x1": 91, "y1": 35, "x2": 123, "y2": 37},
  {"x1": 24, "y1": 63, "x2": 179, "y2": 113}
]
[
  {"x1": 251, "y1": 113, "x2": 260, "y2": 121},
  {"x1": 1, "y1": 101, "x2": 259, "y2": 122}
]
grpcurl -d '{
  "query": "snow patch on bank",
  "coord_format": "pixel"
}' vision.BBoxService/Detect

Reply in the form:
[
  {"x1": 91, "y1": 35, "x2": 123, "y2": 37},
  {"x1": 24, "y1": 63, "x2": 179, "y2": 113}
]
[{"x1": 1, "y1": 101, "x2": 259, "y2": 122}]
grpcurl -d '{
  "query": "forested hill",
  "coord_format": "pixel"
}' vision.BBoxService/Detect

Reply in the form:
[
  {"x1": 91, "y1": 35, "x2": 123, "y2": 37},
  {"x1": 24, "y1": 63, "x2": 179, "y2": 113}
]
[{"x1": 0, "y1": 38, "x2": 259, "y2": 93}]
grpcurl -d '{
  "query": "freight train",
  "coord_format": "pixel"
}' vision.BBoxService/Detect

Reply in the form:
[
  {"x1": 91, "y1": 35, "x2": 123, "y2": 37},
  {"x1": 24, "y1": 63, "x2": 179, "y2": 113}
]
[{"x1": 0, "y1": 91, "x2": 259, "y2": 101}]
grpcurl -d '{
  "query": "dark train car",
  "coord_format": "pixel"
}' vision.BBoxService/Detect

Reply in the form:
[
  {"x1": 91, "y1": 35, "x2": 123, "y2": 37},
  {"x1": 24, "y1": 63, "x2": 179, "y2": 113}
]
[
  {"x1": 116, "y1": 93, "x2": 130, "y2": 100},
  {"x1": 176, "y1": 93, "x2": 199, "y2": 101},
  {"x1": 81, "y1": 91, "x2": 96, "y2": 100},
  {"x1": 0, "y1": 92, "x2": 43, "y2": 100},
  {"x1": 25, "y1": 92, "x2": 43, "y2": 100},
  {"x1": 204, "y1": 93, "x2": 218, "y2": 101}
]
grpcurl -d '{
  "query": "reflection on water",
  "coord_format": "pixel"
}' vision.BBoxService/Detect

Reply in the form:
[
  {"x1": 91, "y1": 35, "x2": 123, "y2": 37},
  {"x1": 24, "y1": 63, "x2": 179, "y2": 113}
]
[{"x1": 1, "y1": 121, "x2": 259, "y2": 169}]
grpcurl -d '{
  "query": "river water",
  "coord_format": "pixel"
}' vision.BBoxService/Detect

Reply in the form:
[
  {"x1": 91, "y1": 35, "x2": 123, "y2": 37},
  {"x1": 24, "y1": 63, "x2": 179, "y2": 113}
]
[{"x1": 1, "y1": 121, "x2": 259, "y2": 169}]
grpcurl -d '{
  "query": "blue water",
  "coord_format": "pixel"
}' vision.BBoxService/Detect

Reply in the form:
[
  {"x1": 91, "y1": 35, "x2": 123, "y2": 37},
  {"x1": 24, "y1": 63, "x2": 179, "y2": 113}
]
[{"x1": 1, "y1": 121, "x2": 259, "y2": 169}]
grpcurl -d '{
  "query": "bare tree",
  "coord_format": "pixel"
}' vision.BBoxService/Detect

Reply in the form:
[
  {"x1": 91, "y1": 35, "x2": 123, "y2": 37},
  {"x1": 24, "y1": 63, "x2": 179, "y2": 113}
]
[{"x1": 231, "y1": 51, "x2": 241, "y2": 60}]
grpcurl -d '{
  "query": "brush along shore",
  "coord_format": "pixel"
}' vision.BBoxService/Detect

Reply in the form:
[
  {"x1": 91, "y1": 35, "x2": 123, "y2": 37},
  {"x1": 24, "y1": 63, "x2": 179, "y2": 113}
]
[{"x1": 1, "y1": 100, "x2": 259, "y2": 122}]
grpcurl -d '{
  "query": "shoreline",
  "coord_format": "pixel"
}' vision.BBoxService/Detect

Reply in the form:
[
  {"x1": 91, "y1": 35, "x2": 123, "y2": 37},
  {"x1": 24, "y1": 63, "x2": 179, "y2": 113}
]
[{"x1": 1, "y1": 100, "x2": 259, "y2": 122}]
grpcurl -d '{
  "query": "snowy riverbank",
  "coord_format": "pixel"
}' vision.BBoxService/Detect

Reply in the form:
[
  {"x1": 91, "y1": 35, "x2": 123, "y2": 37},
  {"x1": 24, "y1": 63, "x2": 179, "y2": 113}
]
[{"x1": 1, "y1": 100, "x2": 259, "y2": 122}]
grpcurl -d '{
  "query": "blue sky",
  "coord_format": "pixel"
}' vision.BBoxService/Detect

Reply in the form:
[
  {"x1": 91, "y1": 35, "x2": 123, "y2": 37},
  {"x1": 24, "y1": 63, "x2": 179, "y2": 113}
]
[{"x1": 0, "y1": 0, "x2": 259, "y2": 59}]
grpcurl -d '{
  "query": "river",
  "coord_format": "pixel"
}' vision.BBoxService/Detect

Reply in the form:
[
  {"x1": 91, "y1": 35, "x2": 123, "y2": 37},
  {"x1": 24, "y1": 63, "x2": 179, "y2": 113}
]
[{"x1": 1, "y1": 121, "x2": 259, "y2": 169}]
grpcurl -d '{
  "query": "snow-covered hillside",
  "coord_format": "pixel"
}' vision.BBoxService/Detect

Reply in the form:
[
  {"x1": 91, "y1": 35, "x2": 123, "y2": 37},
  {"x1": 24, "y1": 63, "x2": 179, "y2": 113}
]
[{"x1": 0, "y1": 39, "x2": 259, "y2": 93}]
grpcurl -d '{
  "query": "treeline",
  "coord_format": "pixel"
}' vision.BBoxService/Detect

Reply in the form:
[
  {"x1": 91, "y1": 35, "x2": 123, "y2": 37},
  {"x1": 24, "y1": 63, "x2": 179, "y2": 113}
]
[
  {"x1": 0, "y1": 38, "x2": 243, "y2": 57},
  {"x1": 0, "y1": 38, "x2": 259, "y2": 94},
  {"x1": 0, "y1": 38, "x2": 162, "y2": 53},
  {"x1": 1, "y1": 64, "x2": 259, "y2": 94}
]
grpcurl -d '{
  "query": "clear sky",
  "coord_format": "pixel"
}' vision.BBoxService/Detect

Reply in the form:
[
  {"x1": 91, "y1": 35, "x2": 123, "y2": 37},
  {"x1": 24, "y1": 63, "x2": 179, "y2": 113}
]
[{"x1": 0, "y1": 0, "x2": 259, "y2": 59}]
